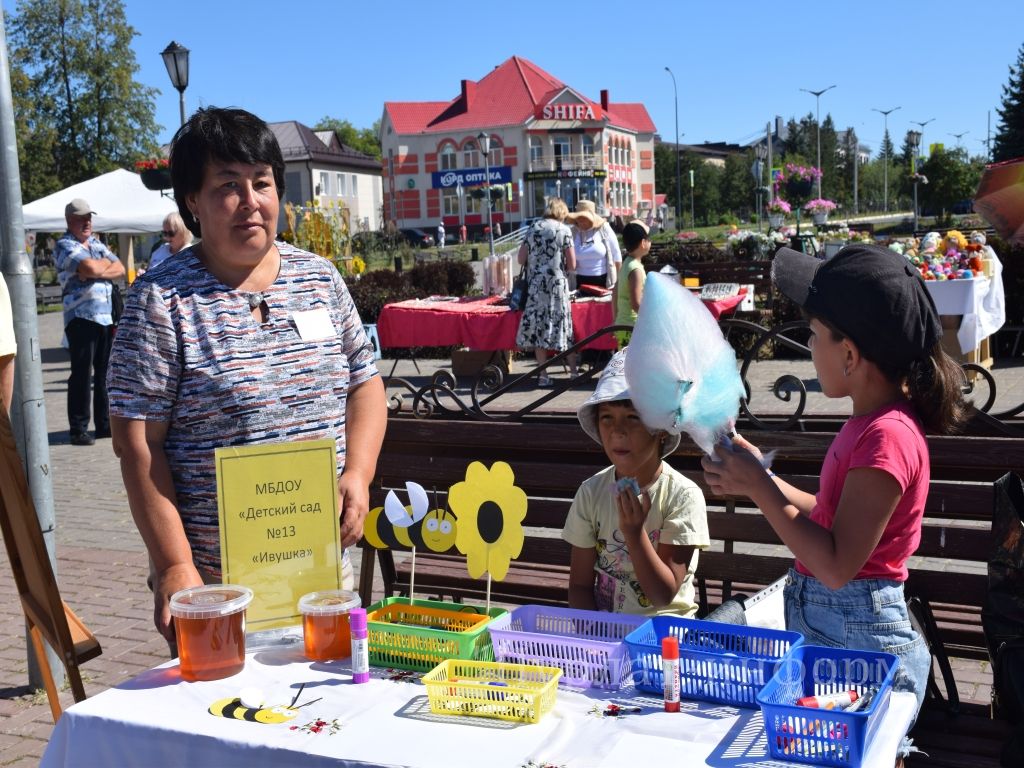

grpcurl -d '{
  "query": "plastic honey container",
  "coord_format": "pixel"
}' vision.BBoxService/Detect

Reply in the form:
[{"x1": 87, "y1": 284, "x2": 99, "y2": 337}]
[
  {"x1": 170, "y1": 585, "x2": 253, "y2": 681},
  {"x1": 298, "y1": 590, "x2": 362, "y2": 661}
]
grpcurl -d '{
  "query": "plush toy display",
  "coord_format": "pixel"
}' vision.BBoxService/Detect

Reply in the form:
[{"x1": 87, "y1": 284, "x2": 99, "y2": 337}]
[{"x1": 908, "y1": 230, "x2": 981, "y2": 280}]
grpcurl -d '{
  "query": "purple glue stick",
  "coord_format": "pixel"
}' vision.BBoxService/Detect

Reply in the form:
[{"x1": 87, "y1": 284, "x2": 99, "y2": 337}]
[{"x1": 349, "y1": 607, "x2": 370, "y2": 684}]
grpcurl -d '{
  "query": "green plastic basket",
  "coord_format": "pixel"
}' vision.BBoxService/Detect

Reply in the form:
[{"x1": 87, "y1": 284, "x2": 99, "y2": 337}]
[{"x1": 366, "y1": 597, "x2": 507, "y2": 672}]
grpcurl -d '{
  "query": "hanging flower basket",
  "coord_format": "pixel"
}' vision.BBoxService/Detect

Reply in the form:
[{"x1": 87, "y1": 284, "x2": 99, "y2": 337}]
[
  {"x1": 812, "y1": 212, "x2": 828, "y2": 226},
  {"x1": 784, "y1": 177, "x2": 814, "y2": 202},
  {"x1": 768, "y1": 213, "x2": 785, "y2": 228},
  {"x1": 140, "y1": 168, "x2": 172, "y2": 191}
]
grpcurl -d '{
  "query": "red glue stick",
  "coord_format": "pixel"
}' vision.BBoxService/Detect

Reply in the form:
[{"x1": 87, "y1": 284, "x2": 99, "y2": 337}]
[
  {"x1": 797, "y1": 690, "x2": 858, "y2": 709},
  {"x1": 662, "y1": 636, "x2": 680, "y2": 712}
]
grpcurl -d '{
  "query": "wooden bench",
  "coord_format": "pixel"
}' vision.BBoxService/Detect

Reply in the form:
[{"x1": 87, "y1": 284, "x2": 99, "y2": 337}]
[
  {"x1": 360, "y1": 412, "x2": 1021, "y2": 767},
  {"x1": 35, "y1": 284, "x2": 62, "y2": 309}
]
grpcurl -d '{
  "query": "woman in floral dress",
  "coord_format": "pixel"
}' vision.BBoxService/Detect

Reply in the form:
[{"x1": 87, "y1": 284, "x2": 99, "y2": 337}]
[{"x1": 515, "y1": 197, "x2": 576, "y2": 387}]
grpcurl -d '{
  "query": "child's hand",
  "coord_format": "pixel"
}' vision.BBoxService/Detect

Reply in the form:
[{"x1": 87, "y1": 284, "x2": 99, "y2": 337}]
[
  {"x1": 616, "y1": 486, "x2": 650, "y2": 540},
  {"x1": 729, "y1": 433, "x2": 764, "y2": 463},
  {"x1": 702, "y1": 440, "x2": 772, "y2": 497}
]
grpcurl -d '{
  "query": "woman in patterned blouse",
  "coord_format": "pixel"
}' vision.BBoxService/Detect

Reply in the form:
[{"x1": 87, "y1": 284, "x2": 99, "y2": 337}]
[{"x1": 108, "y1": 107, "x2": 387, "y2": 645}]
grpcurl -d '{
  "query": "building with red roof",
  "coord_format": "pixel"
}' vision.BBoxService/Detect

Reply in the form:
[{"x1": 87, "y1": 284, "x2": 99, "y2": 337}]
[{"x1": 379, "y1": 56, "x2": 657, "y2": 236}]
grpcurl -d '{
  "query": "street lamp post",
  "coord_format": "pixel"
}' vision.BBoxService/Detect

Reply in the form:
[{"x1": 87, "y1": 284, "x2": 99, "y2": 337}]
[
  {"x1": 456, "y1": 180, "x2": 464, "y2": 238},
  {"x1": 871, "y1": 106, "x2": 900, "y2": 213},
  {"x1": 753, "y1": 143, "x2": 767, "y2": 233},
  {"x1": 800, "y1": 85, "x2": 836, "y2": 198},
  {"x1": 665, "y1": 67, "x2": 681, "y2": 230},
  {"x1": 911, "y1": 118, "x2": 935, "y2": 161},
  {"x1": 160, "y1": 41, "x2": 190, "y2": 126},
  {"x1": 689, "y1": 169, "x2": 695, "y2": 229},
  {"x1": 949, "y1": 131, "x2": 968, "y2": 147},
  {"x1": 478, "y1": 132, "x2": 495, "y2": 259},
  {"x1": 907, "y1": 130, "x2": 922, "y2": 233}
]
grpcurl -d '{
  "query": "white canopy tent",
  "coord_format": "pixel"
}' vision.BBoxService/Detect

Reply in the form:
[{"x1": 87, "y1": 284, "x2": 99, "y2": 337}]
[{"x1": 22, "y1": 168, "x2": 176, "y2": 234}]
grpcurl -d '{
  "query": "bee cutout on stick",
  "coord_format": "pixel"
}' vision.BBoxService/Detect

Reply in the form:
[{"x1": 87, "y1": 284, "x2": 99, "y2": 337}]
[{"x1": 209, "y1": 684, "x2": 321, "y2": 725}]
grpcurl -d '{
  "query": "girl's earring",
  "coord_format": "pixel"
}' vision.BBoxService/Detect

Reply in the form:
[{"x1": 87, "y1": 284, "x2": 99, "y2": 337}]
[{"x1": 843, "y1": 367, "x2": 850, "y2": 377}]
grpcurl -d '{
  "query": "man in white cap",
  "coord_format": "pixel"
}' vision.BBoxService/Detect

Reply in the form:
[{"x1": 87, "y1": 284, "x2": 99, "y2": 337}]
[{"x1": 54, "y1": 198, "x2": 125, "y2": 446}]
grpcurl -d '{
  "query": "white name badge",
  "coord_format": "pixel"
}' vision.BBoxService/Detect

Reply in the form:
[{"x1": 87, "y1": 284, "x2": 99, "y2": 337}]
[{"x1": 292, "y1": 308, "x2": 336, "y2": 341}]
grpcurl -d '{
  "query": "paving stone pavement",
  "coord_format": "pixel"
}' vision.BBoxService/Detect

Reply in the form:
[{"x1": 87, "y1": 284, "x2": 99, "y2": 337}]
[{"x1": 1, "y1": 309, "x2": 1021, "y2": 764}]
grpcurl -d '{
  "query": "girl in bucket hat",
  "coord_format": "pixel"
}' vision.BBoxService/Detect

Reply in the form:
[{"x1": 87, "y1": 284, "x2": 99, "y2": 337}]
[
  {"x1": 562, "y1": 348, "x2": 709, "y2": 616},
  {"x1": 702, "y1": 244, "x2": 968, "y2": 761}
]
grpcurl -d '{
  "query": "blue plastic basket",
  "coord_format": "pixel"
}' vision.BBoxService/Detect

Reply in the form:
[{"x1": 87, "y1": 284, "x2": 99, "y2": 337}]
[
  {"x1": 623, "y1": 616, "x2": 803, "y2": 707},
  {"x1": 756, "y1": 645, "x2": 899, "y2": 767},
  {"x1": 488, "y1": 605, "x2": 647, "y2": 689}
]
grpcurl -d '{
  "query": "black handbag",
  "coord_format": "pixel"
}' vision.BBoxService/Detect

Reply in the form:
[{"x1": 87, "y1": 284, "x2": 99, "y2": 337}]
[
  {"x1": 509, "y1": 264, "x2": 528, "y2": 311},
  {"x1": 110, "y1": 283, "x2": 124, "y2": 324}
]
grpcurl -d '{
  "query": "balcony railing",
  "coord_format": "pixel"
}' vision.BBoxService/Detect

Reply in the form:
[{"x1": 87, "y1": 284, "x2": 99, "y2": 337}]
[{"x1": 526, "y1": 153, "x2": 604, "y2": 173}]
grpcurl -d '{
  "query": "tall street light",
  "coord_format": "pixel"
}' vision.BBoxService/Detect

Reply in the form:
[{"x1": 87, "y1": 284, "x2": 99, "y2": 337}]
[
  {"x1": 871, "y1": 106, "x2": 900, "y2": 213},
  {"x1": 478, "y1": 132, "x2": 495, "y2": 259},
  {"x1": 800, "y1": 84, "x2": 836, "y2": 198},
  {"x1": 949, "y1": 131, "x2": 968, "y2": 147},
  {"x1": 664, "y1": 67, "x2": 681, "y2": 229},
  {"x1": 753, "y1": 143, "x2": 767, "y2": 232},
  {"x1": 911, "y1": 118, "x2": 935, "y2": 161},
  {"x1": 161, "y1": 41, "x2": 190, "y2": 126},
  {"x1": 907, "y1": 130, "x2": 922, "y2": 233}
]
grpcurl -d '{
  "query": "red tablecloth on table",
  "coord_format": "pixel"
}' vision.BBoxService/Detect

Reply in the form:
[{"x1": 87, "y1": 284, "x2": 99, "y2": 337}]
[{"x1": 377, "y1": 292, "x2": 745, "y2": 352}]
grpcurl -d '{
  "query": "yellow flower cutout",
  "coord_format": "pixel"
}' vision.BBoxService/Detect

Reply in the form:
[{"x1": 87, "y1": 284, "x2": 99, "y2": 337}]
[{"x1": 450, "y1": 461, "x2": 527, "y2": 580}]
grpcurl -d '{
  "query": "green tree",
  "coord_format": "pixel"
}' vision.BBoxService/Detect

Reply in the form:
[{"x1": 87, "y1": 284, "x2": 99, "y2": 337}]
[
  {"x1": 993, "y1": 42, "x2": 1024, "y2": 162},
  {"x1": 6, "y1": 0, "x2": 160, "y2": 200},
  {"x1": 314, "y1": 116, "x2": 382, "y2": 160},
  {"x1": 817, "y1": 114, "x2": 839, "y2": 200},
  {"x1": 918, "y1": 147, "x2": 983, "y2": 223},
  {"x1": 719, "y1": 151, "x2": 754, "y2": 219}
]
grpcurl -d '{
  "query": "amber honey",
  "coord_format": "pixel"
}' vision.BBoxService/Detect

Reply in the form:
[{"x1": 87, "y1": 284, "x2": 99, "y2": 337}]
[
  {"x1": 175, "y1": 611, "x2": 246, "y2": 681},
  {"x1": 298, "y1": 589, "x2": 361, "y2": 662},
  {"x1": 169, "y1": 585, "x2": 253, "y2": 682}
]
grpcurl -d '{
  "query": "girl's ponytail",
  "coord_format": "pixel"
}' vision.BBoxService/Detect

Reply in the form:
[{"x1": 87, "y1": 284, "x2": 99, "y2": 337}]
[{"x1": 906, "y1": 343, "x2": 970, "y2": 434}]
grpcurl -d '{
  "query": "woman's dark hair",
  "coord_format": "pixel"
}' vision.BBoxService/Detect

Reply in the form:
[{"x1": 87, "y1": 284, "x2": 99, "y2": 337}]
[
  {"x1": 168, "y1": 107, "x2": 286, "y2": 238},
  {"x1": 813, "y1": 312, "x2": 969, "y2": 434}
]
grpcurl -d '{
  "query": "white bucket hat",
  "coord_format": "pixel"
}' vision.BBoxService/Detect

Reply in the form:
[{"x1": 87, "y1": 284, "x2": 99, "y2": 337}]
[{"x1": 577, "y1": 348, "x2": 681, "y2": 458}]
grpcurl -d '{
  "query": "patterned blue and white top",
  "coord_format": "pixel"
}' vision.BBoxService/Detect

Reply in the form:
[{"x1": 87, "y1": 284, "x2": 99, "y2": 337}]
[
  {"x1": 107, "y1": 242, "x2": 379, "y2": 578},
  {"x1": 54, "y1": 232, "x2": 120, "y2": 327}
]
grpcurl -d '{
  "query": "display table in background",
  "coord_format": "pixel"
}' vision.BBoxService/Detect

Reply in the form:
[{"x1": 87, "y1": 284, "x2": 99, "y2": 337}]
[
  {"x1": 41, "y1": 645, "x2": 916, "y2": 768},
  {"x1": 377, "y1": 293, "x2": 746, "y2": 354},
  {"x1": 924, "y1": 278, "x2": 1003, "y2": 369}
]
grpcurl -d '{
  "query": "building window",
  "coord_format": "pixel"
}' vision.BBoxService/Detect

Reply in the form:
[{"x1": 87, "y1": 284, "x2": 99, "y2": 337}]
[
  {"x1": 553, "y1": 136, "x2": 571, "y2": 169},
  {"x1": 529, "y1": 136, "x2": 543, "y2": 164},
  {"x1": 439, "y1": 142, "x2": 457, "y2": 170},
  {"x1": 337, "y1": 173, "x2": 346, "y2": 196},
  {"x1": 442, "y1": 188, "x2": 460, "y2": 216},
  {"x1": 351, "y1": 175, "x2": 358, "y2": 197},
  {"x1": 581, "y1": 135, "x2": 594, "y2": 167},
  {"x1": 318, "y1": 171, "x2": 330, "y2": 196},
  {"x1": 463, "y1": 140, "x2": 480, "y2": 168},
  {"x1": 486, "y1": 137, "x2": 502, "y2": 167}
]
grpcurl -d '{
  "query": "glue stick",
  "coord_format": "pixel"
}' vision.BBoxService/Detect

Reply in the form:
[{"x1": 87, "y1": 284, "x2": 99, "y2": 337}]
[
  {"x1": 797, "y1": 690, "x2": 858, "y2": 709},
  {"x1": 349, "y1": 607, "x2": 370, "y2": 684},
  {"x1": 662, "y1": 636, "x2": 680, "y2": 712}
]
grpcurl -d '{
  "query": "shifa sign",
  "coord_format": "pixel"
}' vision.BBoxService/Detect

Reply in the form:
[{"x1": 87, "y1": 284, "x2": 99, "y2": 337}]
[{"x1": 534, "y1": 102, "x2": 602, "y2": 121}]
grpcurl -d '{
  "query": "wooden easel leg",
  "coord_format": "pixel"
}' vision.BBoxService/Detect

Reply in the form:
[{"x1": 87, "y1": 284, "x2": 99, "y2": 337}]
[{"x1": 28, "y1": 623, "x2": 62, "y2": 723}]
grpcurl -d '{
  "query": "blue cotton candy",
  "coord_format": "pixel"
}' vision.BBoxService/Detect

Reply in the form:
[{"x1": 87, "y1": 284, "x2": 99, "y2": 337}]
[{"x1": 623, "y1": 273, "x2": 746, "y2": 455}]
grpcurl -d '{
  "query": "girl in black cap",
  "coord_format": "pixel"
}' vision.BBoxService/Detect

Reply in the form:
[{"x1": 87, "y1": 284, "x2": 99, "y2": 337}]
[{"x1": 702, "y1": 244, "x2": 967, "y2": 762}]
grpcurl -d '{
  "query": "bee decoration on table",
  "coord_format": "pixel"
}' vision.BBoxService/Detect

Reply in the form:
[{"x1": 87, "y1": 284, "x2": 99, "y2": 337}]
[
  {"x1": 209, "y1": 684, "x2": 322, "y2": 725},
  {"x1": 362, "y1": 482, "x2": 458, "y2": 553}
]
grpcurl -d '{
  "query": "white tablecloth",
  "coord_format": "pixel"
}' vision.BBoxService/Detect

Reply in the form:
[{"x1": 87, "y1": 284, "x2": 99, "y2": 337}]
[
  {"x1": 924, "y1": 275, "x2": 1006, "y2": 354},
  {"x1": 41, "y1": 643, "x2": 916, "y2": 768}
]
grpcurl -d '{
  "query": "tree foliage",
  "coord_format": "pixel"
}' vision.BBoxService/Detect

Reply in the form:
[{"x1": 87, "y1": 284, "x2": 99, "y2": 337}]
[
  {"x1": 313, "y1": 116, "x2": 382, "y2": 160},
  {"x1": 918, "y1": 147, "x2": 984, "y2": 222},
  {"x1": 993, "y1": 42, "x2": 1024, "y2": 162},
  {"x1": 6, "y1": 0, "x2": 160, "y2": 201}
]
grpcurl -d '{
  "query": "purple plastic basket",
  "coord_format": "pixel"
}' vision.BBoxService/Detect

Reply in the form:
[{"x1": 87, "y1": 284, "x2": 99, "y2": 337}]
[{"x1": 488, "y1": 605, "x2": 647, "y2": 689}]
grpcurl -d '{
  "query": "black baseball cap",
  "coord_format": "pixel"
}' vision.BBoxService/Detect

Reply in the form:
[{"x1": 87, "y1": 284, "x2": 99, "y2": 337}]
[{"x1": 772, "y1": 244, "x2": 942, "y2": 371}]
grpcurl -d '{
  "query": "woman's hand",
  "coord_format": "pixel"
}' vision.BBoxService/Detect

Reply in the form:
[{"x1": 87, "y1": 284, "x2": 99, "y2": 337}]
[
  {"x1": 152, "y1": 562, "x2": 203, "y2": 643},
  {"x1": 337, "y1": 473, "x2": 370, "y2": 548},
  {"x1": 701, "y1": 440, "x2": 773, "y2": 498}
]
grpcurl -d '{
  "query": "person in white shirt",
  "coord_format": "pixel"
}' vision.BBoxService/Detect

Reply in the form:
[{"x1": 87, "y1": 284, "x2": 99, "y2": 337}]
[
  {"x1": 566, "y1": 200, "x2": 621, "y2": 290},
  {"x1": 149, "y1": 212, "x2": 193, "y2": 271}
]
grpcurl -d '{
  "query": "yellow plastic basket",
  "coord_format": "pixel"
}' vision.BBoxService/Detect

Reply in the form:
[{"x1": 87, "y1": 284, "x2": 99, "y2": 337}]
[
  {"x1": 366, "y1": 598, "x2": 502, "y2": 672},
  {"x1": 422, "y1": 660, "x2": 561, "y2": 724}
]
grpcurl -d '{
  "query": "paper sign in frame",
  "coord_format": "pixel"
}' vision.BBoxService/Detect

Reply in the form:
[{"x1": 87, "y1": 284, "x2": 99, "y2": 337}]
[{"x1": 216, "y1": 439, "x2": 342, "y2": 631}]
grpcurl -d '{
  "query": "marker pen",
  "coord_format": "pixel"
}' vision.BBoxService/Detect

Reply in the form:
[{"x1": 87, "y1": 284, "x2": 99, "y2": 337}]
[
  {"x1": 797, "y1": 690, "x2": 858, "y2": 709},
  {"x1": 662, "y1": 636, "x2": 680, "y2": 712}
]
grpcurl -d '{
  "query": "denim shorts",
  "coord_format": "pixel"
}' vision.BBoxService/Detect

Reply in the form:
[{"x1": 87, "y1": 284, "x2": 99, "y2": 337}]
[{"x1": 783, "y1": 568, "x2": 931, "y2": 718}]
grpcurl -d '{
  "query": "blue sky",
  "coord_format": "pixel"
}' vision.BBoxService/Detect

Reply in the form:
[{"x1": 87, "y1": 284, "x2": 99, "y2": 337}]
[{"x1": 5, "y1": 0, "x2": 1023, "y2": 160}]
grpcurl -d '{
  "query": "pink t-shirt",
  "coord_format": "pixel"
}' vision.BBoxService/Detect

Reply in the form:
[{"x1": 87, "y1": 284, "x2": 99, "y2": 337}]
[{"x1": 795, "y1": 401, "x2": 929, "y2": 582}]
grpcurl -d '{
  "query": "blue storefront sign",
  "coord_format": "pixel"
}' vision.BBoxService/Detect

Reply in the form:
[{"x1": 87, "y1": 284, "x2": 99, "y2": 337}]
[{"x1": 432, "y1": 167, "x2": 513, "y2": 189}]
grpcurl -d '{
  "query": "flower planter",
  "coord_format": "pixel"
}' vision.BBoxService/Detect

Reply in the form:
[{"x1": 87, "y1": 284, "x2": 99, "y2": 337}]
[
  {"x1": 768, "y1": 213, "x2": 785, "y2": 228},
  {"x1": 784, "y1": 178, "x2": 814, "y2": 202},
  {"x1": 140, "y1": 168, "x2": 172, "y2": 191},
  {"x1": 812, "y1": 212, "x2": 829, "y2": 226}
]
